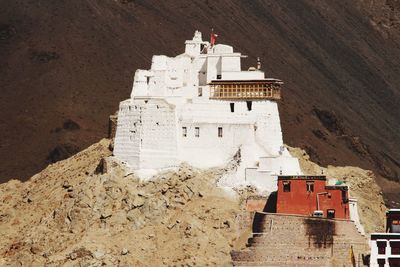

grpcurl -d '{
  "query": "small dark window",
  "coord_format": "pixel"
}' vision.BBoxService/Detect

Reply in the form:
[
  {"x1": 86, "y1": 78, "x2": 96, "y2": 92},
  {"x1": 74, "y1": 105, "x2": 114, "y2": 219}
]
[
  {"x1": 283, "y1": 181, "x2": 290, "y2": 192},
  {"x1": 327, "y1": 209, "x2": 335, "y2": 219},
  {"x1": 389, "y1": 258, "x2": 400, "y2": 266},
  {"x1": 198, "y1": 87, "x2": 202, "y2": 97},
  {"x1": 182, "y1": 127, "x2": 187, "y2": 137},
  {"x1": 377, "y1": 241, "x2": 387, "y2": 255},
  {"x1": 217, "y1": 74, "x2": 222, "y2": 79},
  {"x1": 246, "y1": 101, "x2": 252, "y2": 111},
  {"x1": 306, "y1": 181, "x2": 314, "y2": 192},
  {"x1": 146, "y1": 77, "x2": 150, "y2": 84},
  {"x1": 230, "y1": 103, "x2": 235, "y2": 113},
  {"x1": 392, "y1": 247, "x2": 400, "y2": 255},
  {"x1": 342, "y1": 190, "x2": 348, "y2": 203},
  {"x1": 391, "y1": 242, "x2": 400, "y2": 255},
  {"x1": 377, "y1": 259, "x2": 385, "y2": 267},
  {"x1": 218, "y1": 127, "x2": 223, "y2": 138},
  {"x1": 195, "y1": 127, "x2": 200, "y2": 137}
]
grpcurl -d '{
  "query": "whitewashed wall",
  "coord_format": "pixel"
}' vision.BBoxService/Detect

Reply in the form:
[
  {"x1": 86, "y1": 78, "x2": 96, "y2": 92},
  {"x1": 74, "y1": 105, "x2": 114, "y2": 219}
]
[
  {"x1": 114, "y1": 98, "x2": 178, "y2": 169},
  {"x1": 349, "y1": 198, "x2": 365, "y2": 235}
]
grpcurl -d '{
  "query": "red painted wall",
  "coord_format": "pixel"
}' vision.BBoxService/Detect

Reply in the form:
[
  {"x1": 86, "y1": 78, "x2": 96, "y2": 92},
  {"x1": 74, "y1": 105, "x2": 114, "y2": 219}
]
[{"x1": 276, "y1": 178, "x2": 349, "y2": 219}]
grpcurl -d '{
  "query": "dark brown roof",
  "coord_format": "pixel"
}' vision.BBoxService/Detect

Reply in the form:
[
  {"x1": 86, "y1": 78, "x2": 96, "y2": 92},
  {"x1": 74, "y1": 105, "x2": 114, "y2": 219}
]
[
  {"x1": 209, "y1": 79, "x2": 283, "y2": 84},
  {"x1": 277, "y1": 175, "x2": 326, "y2": 181}
]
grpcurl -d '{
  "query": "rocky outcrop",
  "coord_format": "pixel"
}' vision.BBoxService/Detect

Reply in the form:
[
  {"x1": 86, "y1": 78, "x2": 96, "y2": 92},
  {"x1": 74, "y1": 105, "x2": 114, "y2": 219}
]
[
  {"x1": 0, "y1": 139, "x2": 241, "y2": 266},
  {"x1": 0, "y1": 138, "x2": 388, "y2": 266}
]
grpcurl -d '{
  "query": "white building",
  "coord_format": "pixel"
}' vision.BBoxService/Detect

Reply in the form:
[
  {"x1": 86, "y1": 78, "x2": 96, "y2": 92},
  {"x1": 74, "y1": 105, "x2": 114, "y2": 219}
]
[
  {"x1": 370, "y1": 209, "x2": 400, "y2": 267},
  {"x1": 113, "y1": 31, "x2": 302, "y2": 192}
]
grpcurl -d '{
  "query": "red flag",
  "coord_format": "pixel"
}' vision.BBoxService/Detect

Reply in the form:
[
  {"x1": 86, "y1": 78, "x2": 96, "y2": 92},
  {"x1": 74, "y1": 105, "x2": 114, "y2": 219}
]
[{"x1": 211, "y1": 29, "x2": 218, "y2": 47}]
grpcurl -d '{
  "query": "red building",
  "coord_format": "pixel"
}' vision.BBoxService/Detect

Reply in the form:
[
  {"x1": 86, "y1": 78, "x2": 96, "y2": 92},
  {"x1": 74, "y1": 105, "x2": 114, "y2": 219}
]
[{"x1": 276, "y1": 175, "x2": 350, "y2": 219}]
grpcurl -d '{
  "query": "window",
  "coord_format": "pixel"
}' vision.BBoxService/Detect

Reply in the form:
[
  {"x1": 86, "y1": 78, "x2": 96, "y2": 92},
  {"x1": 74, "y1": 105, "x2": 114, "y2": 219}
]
[
  {"x1": 198, "y1": 87, "x2": 202, "y2": 97},
  {"x1": 246, "y1": 101, "x2": 252, "y2": 111},
  {"x1": 195, "y1": 127, "x2": 200, "y2": 137},
  {"x1": 306, "y1": 181, "x2": 314, "y2": 192},
  {"x1": 327, "y1": 209, "x2": 335, "y2": 219},
  {"x1": 283, "y1": 181, "x2": 291, "y2": 192},
  {"x1": 182, "y1": 127, "x2": 187, "y2": 137},
  {"x1": 341, "y1": 190, "x2": 349, "y2": 203},
  {"x1": 230, "y1": 103, "x2": 235, "y2": 113},
  {"x1": 391, "y1": 242, "x2": 400, "y2": 255},
  {"x1": 389, "y1": 258, "x2": 400, "y2": 267},
  {"x1": 218, "y1": 127, "x2": 223, "y2": 138},
  {"x1": 377, "y1": 259, "x2": 385, "y2": 267},
  {"x1": 377, "y1": 241, "x2": 387, "y2": 255},
  {"x1": 217, "y1": 74, "x2": 222, "y2": 79}
]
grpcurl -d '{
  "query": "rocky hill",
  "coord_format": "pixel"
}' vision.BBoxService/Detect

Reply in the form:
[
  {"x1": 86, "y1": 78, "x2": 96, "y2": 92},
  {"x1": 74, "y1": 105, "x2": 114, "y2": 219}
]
[
  {"x1": 0, "y1": 139, "x2": 243, "y2": 266},
  {"x1": 1, "y1": 0, "x2": 400, "y2": 205},
  {"x1": 0, "y1": 138, "x2": 387, "y2": 266}
]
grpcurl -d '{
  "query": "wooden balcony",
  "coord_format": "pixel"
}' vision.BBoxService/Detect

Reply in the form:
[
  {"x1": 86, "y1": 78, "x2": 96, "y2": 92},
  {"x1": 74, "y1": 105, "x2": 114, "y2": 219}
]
[{"x1": 209, "y1": 79, "x2": 282, "y2": 100}]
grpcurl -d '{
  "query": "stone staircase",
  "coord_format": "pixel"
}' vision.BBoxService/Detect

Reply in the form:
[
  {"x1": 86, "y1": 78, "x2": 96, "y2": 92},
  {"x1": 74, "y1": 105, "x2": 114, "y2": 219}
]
[{"x1": 231, "y1": 212, "x2": 369, "y2": 267}]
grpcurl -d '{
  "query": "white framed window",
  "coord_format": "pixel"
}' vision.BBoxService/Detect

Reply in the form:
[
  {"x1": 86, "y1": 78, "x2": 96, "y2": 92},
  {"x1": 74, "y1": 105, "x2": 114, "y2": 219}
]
[
  {"x1": 306, "y1": 181, "x2": 314, "y2": 192},
  {"x1": 195, "y1": 127, "x2": 200, "y2": 137},
  {"x1": 182, "y1": 127, "x2": 187, "y2": 137},
  {"x1": 218, "y1": 127, "x2": 223, "y2": 138},
  {"x1": 283, "y1": 181, "x2": 291, "y2": 192}
]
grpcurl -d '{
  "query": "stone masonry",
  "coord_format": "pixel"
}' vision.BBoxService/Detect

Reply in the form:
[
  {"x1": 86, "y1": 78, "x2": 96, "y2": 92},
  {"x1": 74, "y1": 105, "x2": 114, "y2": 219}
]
[{"x1": 231, "y1": 212, "x2": 369, "y2": 266}]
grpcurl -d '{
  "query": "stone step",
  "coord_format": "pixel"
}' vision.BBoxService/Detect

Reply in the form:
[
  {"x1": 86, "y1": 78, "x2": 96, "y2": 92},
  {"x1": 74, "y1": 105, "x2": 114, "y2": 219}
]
[
  {"x1": 254, "y1": 226, "x2": 363, "y2": 237},
  {"x1": 232, "y1": 260, "x2": 329, "y2": 267},
  {"x1": 231, "y1": 249, "x2": 331, "y2": 262},
  {"x1": 249, "y1": 233, "x2": 366, "y2": 243},
  {"x1": 234, "y1": 213, "x2": 369, "y2": 267},
  {"x1": 248, "y1": 238, "x2": 367, "y2": 247}
]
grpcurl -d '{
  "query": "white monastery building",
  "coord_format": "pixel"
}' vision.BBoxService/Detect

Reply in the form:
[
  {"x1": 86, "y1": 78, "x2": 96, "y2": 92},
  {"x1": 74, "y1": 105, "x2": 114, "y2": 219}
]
[
  {"x1": 370, "y1": 209, "x2": 400, "y2": 267},
  {"x1": 113, "y1": 31, "x2": 302, "y2": 191}
]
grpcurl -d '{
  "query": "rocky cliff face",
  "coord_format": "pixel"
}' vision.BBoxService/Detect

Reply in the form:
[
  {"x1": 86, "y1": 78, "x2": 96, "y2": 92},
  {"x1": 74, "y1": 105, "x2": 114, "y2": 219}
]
[{"x1": 1, "y1": 1, "x2": 400, "y2": 206}]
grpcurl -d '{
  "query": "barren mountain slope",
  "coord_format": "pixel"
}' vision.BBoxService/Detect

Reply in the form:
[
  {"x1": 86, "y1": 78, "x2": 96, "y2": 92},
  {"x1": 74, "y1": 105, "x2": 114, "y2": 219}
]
[{"x1": 1, "y1": 0, "x2": 400, "y2": 202}]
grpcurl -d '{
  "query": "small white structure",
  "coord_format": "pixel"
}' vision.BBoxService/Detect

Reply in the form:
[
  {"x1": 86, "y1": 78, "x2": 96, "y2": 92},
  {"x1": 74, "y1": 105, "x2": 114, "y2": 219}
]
[
  {"x1": 113, "y1": 31, "x2": 302, "y2": 191},
  {"x1": 349, "y1": 198, "x2": 365, "y2": 235},
  {"x1": 370, "y1": 209, "x2": 400, "y2": 267}
]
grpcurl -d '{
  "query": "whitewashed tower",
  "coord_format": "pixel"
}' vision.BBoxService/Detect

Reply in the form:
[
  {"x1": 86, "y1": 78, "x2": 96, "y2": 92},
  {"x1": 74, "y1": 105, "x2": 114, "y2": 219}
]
[{"x1": 114, "y1": 31, "x2": 302, "y2": 191}]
